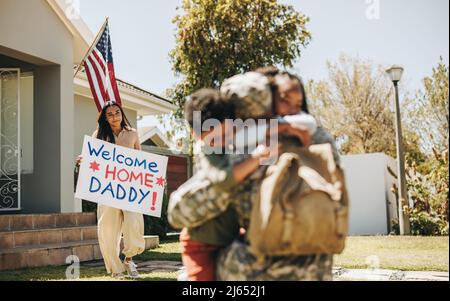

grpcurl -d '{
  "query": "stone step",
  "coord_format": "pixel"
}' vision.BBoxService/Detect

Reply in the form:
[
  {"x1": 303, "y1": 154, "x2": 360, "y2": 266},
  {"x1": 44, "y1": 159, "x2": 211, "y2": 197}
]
[
  {"x1": 143, "y1": 235, "x2": 159, "y2": 251},
  {"x1": 0, "y1": 235, "x2": 159, "y2": 271},
  {"x1": 0, "y1": 213, "x2": 97, "y2": 232},
  {"x1": 0, "y1": 226, "x2": 98, "y2": 249},
  {"x1": 0, "y1": 240, "x2": 102, "y2": 271}
]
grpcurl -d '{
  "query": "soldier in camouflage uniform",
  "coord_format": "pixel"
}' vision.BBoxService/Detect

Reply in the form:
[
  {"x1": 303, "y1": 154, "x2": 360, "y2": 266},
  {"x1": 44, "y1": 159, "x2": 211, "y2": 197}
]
[
  {"x1": 169, "y1": 72, "x2": 274, "y2": 230},
  {"x1": 169, "y1": 71, "x2": 339, "y2": 281},
  {"x1": 172, "y1": 87, "x2": 287, "y2": 281}
]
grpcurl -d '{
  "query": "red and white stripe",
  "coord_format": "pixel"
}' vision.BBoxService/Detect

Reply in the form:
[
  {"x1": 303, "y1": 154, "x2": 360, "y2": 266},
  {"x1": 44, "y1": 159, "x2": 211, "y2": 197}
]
[{"x1": 84, "y1": 48, "x2": 122, "y2": 111}]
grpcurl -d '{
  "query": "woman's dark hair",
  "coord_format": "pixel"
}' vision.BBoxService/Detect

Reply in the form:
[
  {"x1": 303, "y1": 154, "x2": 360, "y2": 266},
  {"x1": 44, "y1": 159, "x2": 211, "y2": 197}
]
[
  {"x1": 285, "y1": 73, "x2": 310, "y2": 114},
  {"x1": 255, "y1": 66, "x2": 310, "y2": 114},
  {"x1": 96, "y1": 102, "x2": 132, "y2": 143}
]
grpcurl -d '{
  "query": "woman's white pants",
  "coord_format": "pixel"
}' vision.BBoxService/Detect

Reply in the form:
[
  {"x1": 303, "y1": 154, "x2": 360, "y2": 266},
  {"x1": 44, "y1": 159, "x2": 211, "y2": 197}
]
[{"x1": 97, "y1": 205, "x2": 145, "y2": 274}]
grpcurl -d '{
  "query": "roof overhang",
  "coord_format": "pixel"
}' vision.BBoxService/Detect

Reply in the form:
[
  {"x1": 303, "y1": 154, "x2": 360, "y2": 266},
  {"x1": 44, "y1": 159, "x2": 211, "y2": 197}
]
[
  {"x1": 45, "y1": 0, "x2": 94, "y2": 64},
  {"x1": 74, "y1": 72, "x2": 176, "y2": 116},
  {"x1": 138, "y1": 126, "x2": 171, "y2": 148},
  {"x1": 48, "y1": 0, "x2": 176, "y2": 116}
]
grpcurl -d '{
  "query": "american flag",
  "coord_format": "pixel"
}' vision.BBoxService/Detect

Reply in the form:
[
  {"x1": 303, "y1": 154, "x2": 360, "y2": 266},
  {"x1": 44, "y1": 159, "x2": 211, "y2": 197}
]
[{"x1": 83, "y1": 21, "x2": 122, "y2": 111}]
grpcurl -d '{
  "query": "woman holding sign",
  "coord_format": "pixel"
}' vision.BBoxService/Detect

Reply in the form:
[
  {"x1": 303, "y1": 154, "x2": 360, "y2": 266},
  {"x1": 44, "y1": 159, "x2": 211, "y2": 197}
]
[{"x1": 76, "y1": 101, "x2": 145, "y2": 279}]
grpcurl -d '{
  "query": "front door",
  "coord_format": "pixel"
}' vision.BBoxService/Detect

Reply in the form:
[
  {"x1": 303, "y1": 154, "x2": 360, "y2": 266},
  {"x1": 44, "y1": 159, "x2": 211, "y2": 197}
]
[{"x1": 0, "y1": 68, "x2": 20, "y2": 211}]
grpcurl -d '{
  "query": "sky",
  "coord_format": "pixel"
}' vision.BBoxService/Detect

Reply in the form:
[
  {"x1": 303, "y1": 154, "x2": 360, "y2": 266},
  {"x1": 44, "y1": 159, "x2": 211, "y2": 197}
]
[{"x1": 78, "y1": 0, "x2": 449, "y2": 129}]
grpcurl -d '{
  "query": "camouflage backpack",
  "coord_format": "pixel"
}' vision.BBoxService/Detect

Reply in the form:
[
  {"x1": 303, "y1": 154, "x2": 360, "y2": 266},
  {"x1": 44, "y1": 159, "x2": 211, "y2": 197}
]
[{"x1": 247, "y1": 143, "x2": 349, "y2": 259}]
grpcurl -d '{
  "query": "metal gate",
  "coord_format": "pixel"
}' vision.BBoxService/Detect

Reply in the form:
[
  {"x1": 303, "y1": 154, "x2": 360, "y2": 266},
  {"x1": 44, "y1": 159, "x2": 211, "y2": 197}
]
[{"x1": 0, "y1": 68, "x2": 20, "y2": 211}]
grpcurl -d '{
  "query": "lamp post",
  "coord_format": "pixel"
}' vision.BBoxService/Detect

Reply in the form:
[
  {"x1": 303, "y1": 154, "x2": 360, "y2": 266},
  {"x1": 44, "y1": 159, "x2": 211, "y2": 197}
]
[{"x1": 386, "y1": 65, "x2": 411, "y2": 235}]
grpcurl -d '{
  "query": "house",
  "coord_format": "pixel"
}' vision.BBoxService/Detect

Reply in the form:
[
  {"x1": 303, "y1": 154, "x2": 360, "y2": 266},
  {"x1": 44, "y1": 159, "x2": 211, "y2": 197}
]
[
  {"x1": 0, "y1": 0, "x2": 176, "y2": 214},
  {"x1": 0, "y1": 0, "x2": 177, "y2": 270}
]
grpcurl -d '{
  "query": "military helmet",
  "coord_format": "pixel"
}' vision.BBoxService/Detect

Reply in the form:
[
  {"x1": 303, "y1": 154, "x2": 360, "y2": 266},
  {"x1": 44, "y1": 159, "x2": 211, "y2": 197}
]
[{"x1": 220, "y1": 72, "x2": 273, "y2": 119}]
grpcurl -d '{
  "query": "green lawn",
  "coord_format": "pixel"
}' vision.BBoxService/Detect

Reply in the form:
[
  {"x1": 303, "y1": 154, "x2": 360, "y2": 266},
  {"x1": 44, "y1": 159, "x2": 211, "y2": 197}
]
[
  {"x1": 134, "y1": 239, "x2": 181, "y2": 262},
  {"x1": 335, "y1": 236, "x2": 449, "y2": 272},
  {"x1": 0, "y1": 238, "x2": 181, "y2": 281},
  {"x1": 0, "y1": 236, "x2": 447, "y2": 280},
  {"x1": 0, "y1": 265, "x2": 178, "y2": 281}
]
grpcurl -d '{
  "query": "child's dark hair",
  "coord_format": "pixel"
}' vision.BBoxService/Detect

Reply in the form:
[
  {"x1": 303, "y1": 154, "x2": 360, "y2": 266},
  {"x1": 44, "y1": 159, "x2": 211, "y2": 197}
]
[
  {"x1": 255, "y1": 66, "x2": 310, "y2": 114},
  {"x1": 184, "y1": 88, "x2": 236, "y2": 134}
]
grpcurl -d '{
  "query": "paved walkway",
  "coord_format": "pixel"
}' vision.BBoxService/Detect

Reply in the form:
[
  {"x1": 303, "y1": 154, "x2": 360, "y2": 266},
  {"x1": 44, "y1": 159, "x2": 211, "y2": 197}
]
[
  {"x1": 81, "y1": 259, "x2": 184, "y2": 273},
  {"x1": 82, "y1": 260, "x2": 449, "y2": 281},
  {"x1": 332, "y1": 267, "x2": 449, "y2": 281}
]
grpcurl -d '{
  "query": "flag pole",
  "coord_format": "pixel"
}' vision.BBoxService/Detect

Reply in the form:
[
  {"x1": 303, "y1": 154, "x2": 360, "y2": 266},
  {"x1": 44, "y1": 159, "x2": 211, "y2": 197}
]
[{"x1": 73, "y1": 17, "x2": 109, "y2": 78}]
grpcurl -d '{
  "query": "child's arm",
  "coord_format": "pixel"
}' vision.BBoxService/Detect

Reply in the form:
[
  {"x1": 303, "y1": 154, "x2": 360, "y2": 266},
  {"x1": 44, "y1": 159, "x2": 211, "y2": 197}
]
[
  {"x1": 276, "y1": 123, "x2": 311, "y2": 147},
  {"x1": 232, "y1": 143, "x2": 280, "y2": 183},
  {"x1": 168, "y1": 144, "x2": 279, "y2": 230},
  {"x1": 201, "y1": 141, "x2": 280, "y2": 191}
]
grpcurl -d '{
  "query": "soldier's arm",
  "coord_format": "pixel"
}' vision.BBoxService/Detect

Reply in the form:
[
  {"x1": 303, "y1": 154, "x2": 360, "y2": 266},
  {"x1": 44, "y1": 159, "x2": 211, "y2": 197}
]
[
  {"x1": 203, "y1": 158, "x2": 237, "y2": 191},
  {"x1": 168, "y1": 173, "x2": 234, "y2": 229},
  {"x1": 205, "y1": 158, "x2": 261, "y2": 191}
]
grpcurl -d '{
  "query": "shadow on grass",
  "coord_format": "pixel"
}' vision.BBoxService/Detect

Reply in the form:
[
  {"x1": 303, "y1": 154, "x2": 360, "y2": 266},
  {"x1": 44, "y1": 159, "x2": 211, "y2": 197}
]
[
  {"x1": 135, "y1": 238, "x2": 181, "y2": 262},
  {"x1": 135, "y1": 251, "x2": 181, "y2": 262}
]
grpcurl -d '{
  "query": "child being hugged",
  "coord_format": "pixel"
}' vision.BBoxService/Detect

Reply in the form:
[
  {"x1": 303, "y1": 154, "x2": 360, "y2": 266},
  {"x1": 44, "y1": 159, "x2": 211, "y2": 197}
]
[{"x1": 170, "y1": 88, "x2": 276, "y2": 281}]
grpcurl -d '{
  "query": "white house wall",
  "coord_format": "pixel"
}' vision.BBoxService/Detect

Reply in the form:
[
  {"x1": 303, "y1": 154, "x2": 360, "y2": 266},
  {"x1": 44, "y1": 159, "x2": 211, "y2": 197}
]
[
  {"x1": 341, "y1": 153, "x2": 391, "y2": 235},
  {"x1": 1, "y1": 0, "x2": 172, "y2": 214},
  {"x1": 0, "y1": 0, "x2": 75, "y2": 213},
  {"x1": 74, "y1": 94, "x2": 137, "y2": 162}
]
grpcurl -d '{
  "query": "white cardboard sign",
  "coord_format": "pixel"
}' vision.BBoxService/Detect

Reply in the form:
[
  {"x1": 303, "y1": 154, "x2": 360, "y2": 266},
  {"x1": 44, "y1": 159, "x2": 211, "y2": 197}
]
[{"x1": 75, "y1": 136, "x2": 168, "y2": 217}]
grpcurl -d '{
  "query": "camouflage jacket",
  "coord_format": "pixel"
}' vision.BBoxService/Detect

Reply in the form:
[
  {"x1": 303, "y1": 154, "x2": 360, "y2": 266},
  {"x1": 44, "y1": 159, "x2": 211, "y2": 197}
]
[
  {"x1": 168, "y1": 127, "x2": 339, "y2": 280},
  {"x1": 168, "y1": 150, "x2": 238, "y2": 230}
]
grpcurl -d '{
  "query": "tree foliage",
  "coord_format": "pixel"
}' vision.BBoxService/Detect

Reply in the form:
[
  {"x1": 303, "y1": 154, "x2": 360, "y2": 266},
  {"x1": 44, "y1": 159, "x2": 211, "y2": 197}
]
[
  {"x1": 306, "y1": 54, "x2": 422, "y2": 159},
  {"x1": 404, "y1": 59, "x2": 449, "y2": 226},
  {"x1": 406, "y1": 148, "x2": 449, "y2": 222},
  {"x1": 168, "y1": 0, "x2": 311, "y2": 118},
  {"x1": 406, "y1": 57, "x2": 449, "y2": 154}
]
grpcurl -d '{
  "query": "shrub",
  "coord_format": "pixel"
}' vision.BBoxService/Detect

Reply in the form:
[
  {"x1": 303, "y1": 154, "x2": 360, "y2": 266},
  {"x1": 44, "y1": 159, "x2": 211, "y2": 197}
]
[
  {"x1": 391, "y1": 209, "x2": 448, "y2": 236},
  {"x1": 440, "y1": 223, "x2": 449, "y2": 236},
  {"x1": 391, "y1": 146, "x2": 450, "y2": 236},
  {"x1": 82, "y1": 200, "x2": 97, "y2": 212},
  {"x1": 391, "y1": 219, "x2": 400, "y2": 235},
  {"x1": 406, "y1": 148, "x2": 449, "y2": 221},
  {"x1": 144, "y1": 194, "x2": 171, "y2": 239},
  {"x1": 398, "y1": 209, "x2": 449, "y2": 236}
]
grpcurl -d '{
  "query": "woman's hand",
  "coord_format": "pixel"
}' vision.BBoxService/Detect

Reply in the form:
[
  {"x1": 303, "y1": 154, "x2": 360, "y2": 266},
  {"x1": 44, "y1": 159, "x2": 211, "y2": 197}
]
[
  {"x1": 251, "y1": 142, "x2": 282, "y2": 163},
  {"x1": 75, "y1": 155, "x2": 83, "y2": 167},
  {"x1": 276, "y1": 123, "x2": 311, "y2": 147}
]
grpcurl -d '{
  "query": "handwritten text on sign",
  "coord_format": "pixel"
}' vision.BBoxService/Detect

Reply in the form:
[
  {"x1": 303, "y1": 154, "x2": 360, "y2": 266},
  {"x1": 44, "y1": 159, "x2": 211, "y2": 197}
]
[{"x1": 75, "y1": 136, "x2": 168, "y2": 217}]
